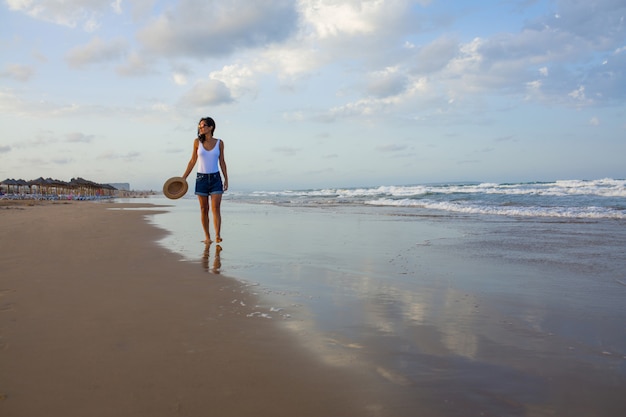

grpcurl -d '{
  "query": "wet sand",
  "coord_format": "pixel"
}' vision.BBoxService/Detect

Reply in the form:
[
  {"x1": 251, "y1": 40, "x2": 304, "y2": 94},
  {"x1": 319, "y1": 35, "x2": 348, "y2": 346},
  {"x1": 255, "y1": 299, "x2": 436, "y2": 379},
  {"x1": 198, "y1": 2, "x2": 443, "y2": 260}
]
[
  {"x1": 0, "y1": 200, "x2": 405, "y2": 417},
  {"x1": 150, "y1": 198, "x2": 626, "y2": 417}
]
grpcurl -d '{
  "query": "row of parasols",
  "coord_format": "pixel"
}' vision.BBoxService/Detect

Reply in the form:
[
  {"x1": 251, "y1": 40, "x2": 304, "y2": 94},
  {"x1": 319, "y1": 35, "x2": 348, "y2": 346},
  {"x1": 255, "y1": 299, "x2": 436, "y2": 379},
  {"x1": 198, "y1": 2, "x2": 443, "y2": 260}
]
[{"x1": 0, "y1": 177, "x2": 117, "y2": 197}]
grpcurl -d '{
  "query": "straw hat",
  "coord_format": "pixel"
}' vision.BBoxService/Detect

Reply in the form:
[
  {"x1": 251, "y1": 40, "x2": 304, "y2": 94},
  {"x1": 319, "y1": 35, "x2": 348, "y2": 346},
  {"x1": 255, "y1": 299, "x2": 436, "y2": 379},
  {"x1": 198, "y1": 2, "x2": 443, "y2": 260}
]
[{"x1": 163, "y1": 177, "x2": 188, "y2": 199}]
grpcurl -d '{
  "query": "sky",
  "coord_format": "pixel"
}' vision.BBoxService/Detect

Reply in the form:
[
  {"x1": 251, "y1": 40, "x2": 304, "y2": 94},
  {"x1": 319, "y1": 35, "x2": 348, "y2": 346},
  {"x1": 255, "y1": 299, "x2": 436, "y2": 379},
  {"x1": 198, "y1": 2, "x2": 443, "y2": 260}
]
[{"x1": 1, "y1": 0, "x2": 625, "y2": 191}]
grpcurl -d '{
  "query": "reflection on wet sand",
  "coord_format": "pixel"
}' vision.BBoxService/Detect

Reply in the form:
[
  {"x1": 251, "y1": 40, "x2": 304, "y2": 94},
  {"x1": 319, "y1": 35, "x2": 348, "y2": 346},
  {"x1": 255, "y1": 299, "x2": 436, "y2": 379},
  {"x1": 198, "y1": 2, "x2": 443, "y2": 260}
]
[
  {"x1": 202, "y1": 243, "x2": 222, "y2": 273},
  {"x1": 152, "y1": 199, "x2": 626, "y2": 416}
]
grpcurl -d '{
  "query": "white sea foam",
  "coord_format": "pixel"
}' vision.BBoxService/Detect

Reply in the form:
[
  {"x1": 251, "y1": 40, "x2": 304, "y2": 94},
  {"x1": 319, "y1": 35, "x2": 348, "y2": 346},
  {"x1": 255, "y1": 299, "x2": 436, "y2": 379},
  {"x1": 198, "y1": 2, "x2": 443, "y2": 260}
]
[
  {"x1": 253, "y1": 178, "x2": 626, "y2": 199},
  {"x1": 357, "y1": 178, "x2": 626, "y2": 198},
  {"x1": 365, "y1": 198, "x2": 626, "y2": 219},
  {"x1": 247, "y1": 312, "x2": 272, "y2": 319}
]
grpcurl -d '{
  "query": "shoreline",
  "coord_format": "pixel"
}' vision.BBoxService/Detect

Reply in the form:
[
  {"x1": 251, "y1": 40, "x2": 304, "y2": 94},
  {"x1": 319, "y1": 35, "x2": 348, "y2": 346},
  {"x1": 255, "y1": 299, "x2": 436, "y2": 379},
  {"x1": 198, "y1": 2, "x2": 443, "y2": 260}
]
[{"x1": 0, "y1": 200, "x2": 413, "y2": 417}]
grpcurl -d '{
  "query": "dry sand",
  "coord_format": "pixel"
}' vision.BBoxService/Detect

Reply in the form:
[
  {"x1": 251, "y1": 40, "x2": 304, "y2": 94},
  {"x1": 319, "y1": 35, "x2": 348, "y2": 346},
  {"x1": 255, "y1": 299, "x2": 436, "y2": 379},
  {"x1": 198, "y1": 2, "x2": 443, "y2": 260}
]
[{"x1": 0, "y1": 200, "x2": 398, "y2": 417}]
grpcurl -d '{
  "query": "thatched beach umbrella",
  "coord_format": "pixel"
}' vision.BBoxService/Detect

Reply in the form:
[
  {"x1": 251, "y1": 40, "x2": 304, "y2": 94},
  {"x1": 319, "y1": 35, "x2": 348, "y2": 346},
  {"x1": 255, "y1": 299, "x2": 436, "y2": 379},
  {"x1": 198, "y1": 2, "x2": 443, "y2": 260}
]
[
  {"x1": 1, "y1": 178, "x2": 17, "y2": 194},
  {"x1": 16, "y1": 179, "x2": 30, "y2": 195},
  {"x1": 45, "y1": 177, "x2": 69, "y2": 196},
  {"x1": 70, "y1": 177, "x2": 109, "y2": 196},
  {"x1": 1, "y1": 178, "x2": 32, "y2": 195},
  {"x1": 70, "y1": 177, "x2": 89, "y2": 196},
  {"x1": 1, "y1": 176, "x2": 116, "y2": 198},
  {"x1": 28, "y1": 177, "x2": 48, "y2": 196}
]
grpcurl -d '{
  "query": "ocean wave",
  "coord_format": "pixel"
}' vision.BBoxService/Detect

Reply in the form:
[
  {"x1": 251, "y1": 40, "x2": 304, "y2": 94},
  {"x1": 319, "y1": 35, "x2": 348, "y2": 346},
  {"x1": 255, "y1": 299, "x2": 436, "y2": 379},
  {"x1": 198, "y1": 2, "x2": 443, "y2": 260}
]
[
  {"x1": 252, "y1": 178, "x2": 626, "y2": 199},
  {"x1": 242, "y1": 178, "x2": 626, "y2": 219},
  {"x1": 365, "y1": 198, "x2": 626, "y2": 219}
]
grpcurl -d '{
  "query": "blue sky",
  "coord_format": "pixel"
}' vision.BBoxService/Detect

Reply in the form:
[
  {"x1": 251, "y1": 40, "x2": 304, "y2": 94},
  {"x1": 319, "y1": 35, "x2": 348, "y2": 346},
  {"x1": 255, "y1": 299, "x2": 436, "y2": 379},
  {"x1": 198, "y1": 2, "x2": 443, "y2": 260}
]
[{"x1": 1, "y1": 0, "x2": 625, "y2": 191}]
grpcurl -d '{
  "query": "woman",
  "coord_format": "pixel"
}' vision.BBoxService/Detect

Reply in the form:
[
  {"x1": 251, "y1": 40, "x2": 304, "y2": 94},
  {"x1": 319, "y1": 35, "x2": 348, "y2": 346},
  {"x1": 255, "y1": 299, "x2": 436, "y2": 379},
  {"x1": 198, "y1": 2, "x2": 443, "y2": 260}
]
[{"x1": 182, "y1": 117, "x2": 229, "y2": 243}]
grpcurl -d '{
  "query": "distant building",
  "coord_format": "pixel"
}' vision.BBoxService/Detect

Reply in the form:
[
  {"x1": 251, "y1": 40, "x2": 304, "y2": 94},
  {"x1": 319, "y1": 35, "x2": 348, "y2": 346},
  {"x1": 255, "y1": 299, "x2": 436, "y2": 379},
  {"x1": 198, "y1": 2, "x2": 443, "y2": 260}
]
[{"x1": 108, "y1": 183, "x2": 130, "y2": 191}]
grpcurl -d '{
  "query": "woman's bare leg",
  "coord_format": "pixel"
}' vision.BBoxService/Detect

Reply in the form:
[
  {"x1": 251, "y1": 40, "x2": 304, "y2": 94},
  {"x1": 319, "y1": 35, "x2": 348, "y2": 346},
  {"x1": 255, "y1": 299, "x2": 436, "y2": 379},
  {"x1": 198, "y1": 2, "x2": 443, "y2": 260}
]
[
  {"x1": 197, "y1": 195, "x2": 212, "y2": 243},
  {"x1": 210, "y1": 193, "x2": 223, "y2": 242}
]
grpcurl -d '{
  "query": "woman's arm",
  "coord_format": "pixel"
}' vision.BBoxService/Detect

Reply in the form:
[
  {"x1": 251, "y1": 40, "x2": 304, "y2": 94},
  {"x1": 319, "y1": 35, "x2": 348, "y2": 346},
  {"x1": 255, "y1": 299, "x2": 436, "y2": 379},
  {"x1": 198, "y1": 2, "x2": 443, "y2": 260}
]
[
  {"x1": 182, "y1": 139, "x2": 199, "y2": 180},
  {"x1": 219, "y1": 140, "x2": 228, "y2": 191}
]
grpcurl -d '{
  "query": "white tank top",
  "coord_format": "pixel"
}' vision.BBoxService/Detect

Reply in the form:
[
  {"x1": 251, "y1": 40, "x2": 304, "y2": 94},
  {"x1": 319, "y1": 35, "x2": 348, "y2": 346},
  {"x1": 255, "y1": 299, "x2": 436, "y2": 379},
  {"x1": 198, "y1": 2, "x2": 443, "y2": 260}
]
[{"x1": 197, "y1": 138, "x2": 220, "y2": 174}]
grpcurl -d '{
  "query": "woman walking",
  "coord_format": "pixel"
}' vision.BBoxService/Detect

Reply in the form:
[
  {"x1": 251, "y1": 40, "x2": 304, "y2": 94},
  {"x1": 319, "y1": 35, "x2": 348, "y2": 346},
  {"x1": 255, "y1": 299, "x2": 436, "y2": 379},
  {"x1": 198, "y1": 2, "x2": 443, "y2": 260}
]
[{"x1": 182, "y1": 117, "x2": 229, "y2": 243}]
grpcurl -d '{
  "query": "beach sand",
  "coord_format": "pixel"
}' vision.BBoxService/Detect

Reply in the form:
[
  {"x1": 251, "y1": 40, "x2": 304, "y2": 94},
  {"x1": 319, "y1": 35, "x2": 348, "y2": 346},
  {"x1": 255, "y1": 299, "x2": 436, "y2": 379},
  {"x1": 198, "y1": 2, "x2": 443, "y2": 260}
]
[
  {"x1": 2, "y1": 199, "x2": 625, "y2": 417},
  {"x1": 0, "y1": 201, "x2": 407, "y2": 417}
]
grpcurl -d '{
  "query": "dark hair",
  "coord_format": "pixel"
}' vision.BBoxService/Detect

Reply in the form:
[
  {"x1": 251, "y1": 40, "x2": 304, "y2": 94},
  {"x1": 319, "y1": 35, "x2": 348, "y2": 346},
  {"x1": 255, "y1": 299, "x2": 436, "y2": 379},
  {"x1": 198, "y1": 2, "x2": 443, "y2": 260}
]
[{"x1": 197, "y1": 117, "x2": 216, "y2": 142}]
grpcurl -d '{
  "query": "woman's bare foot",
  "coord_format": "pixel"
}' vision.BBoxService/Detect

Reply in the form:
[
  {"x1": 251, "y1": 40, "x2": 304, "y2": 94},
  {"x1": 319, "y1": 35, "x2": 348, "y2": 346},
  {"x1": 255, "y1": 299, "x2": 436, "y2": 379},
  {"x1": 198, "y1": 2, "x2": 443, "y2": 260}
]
[
  {"x1": 204, "y1": 236, "x2": 212, "y2": 243},
  {"x1": 216, "y1": 237, "x2": 222, "y2": 243}
]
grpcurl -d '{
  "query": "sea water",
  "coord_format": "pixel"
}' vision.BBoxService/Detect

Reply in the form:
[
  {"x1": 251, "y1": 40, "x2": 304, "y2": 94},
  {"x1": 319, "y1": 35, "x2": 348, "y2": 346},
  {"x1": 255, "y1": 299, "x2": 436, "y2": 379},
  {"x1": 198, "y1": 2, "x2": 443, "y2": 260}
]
[
  {"x1": 140, "y1": 178, "x2": 626, "y2": 415},
  {"x1": 147, "y1": 177, "x2": 626, "y2": 302},
  {"x1": 240, "y1": 178, "x2": 626, "y2": 219}
]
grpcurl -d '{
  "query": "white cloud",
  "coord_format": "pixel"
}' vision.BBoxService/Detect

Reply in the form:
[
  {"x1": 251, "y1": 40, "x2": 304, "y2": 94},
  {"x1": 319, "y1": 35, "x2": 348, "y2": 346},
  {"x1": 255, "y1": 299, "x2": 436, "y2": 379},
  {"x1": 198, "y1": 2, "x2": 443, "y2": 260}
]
[
  {"x1": 301, "y1": 0, "x2": 377, "y2": 38},
  {"x1": 310, "y1": 70, "x2": 458, "y2": 123},
  {"x1": 0, "y1": 64, "x2": 35, "y2": 82},
  {"x1": 300, "y1": 0, "x2": 415, "y2": 39},
  {"x1": 568, "y1": 85, "x2": 587, "y2": 101},
  {"x1": 111, "y1": 0, "x2": 123, "y2": 14},
  {"x1": 589, "y1": 116, "x2": 600, "y2": 126},
  {"x1": 6, "y1": 0, "x2": 113, "y2": 30},
  {"x1": 382, "y1": 1, "x2": 626, "y2": 109},
  {"x1": 445, "y1": 37, "x2": 483, "y2": 83},
  {"x1": 83, "y1": 17, "x2": 101, "y2": 32},
  {"x1": 256, "y1": 45, "x2": 324, "y2": 80},
  {"x1": 366, "y1": 66, "x2": 408, "y2": 98},
  {"x1": 66, "y1": 132, "x2": 95, "y2": 143},
  {"x1": 282, "y1": 111, "x2": 305, "y2": 122},
  {"x1": 155, "y1": 1, "x2": 431, "y2": 107},
  {"x1": 209, "y1": 64, "x2": 257, "y2": 99},
  {"x1": 116, "y1": 52, "x2": 156, "y2": 77},
  {"x1": 324, "y1": 77, "x2": 427, "y2": 120},
  {"x1": 172, "y1": 73, "x2": 188, "y2": 86},
  {"x1": 412, "y1": 36, "x2": 459, "y2": 74},
  {"x1": 66, "y1": 37, "x2": 128, "y2": 68},
  {"x1": 525, "y1": 79, "x2": 543, "y2": 101},
  {"x1": 179, "y1": 79, "x2": 233, "y2": 108},
  {"x1": 534, "y1": 0, "x2": 626, "y2": 43},
  {"x1": 137, "y1": 0, "x2": 298, "y2": 58}
]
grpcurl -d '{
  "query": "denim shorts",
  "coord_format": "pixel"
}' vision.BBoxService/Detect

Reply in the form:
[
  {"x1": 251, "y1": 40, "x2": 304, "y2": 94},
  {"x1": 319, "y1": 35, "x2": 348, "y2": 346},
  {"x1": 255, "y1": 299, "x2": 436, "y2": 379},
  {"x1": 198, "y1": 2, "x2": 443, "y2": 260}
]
[{"x1": 195, "y1": 172, "x2": 223, "y2": 196}]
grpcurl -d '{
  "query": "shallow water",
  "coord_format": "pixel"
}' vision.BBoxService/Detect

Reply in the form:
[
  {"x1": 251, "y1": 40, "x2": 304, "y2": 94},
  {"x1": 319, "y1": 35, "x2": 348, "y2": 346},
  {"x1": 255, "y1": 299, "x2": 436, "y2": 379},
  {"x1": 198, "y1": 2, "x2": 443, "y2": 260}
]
[{"x1": 135, "y1": 195, "x2": 626, "y2": 416}]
